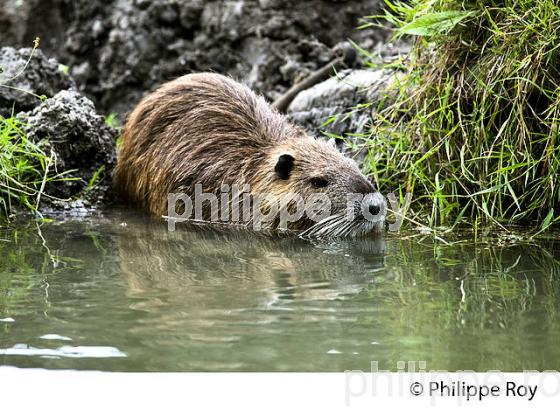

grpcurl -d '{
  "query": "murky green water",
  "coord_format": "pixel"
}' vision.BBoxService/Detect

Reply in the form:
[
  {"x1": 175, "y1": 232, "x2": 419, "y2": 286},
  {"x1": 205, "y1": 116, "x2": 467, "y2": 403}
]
[{"x1": 1, "y1": 210, "x2": 559, "y2": 371}]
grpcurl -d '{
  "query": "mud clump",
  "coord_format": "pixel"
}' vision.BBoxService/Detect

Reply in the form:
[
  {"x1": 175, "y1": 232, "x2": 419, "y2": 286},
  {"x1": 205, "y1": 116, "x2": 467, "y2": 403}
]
[{"x1": 16, "y1": 90, "x2": 117, "y2": 204}]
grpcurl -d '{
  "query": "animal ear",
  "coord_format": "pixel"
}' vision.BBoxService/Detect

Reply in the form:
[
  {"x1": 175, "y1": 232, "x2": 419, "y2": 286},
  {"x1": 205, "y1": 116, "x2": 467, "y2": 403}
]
[{"x1": 274, "y1": 154, "x2": 294, "y2": 180}]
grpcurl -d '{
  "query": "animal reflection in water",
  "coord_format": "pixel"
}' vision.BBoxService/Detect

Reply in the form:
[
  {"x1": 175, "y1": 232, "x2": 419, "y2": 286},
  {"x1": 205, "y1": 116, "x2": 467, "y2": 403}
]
[{"x1": 116, "y1": 217, "x2": 385, "y2": 311}]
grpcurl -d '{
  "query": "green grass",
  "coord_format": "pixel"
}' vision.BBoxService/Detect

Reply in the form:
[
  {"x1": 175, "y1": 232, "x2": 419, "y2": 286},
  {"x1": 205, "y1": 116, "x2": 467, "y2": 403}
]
[
  {"x1": 0, "y1": 116, "x2": 73, "y2": 219},
  {"x1": 354, "y1": 0, "x2": 560, "y2": 233}
]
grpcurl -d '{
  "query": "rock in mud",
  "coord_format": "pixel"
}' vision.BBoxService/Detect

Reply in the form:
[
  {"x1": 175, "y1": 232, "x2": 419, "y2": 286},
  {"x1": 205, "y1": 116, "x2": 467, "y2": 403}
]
[
  {"x1": 0, "y1": 46, "x2": 75, "y2": 118},
  {"x1": 16, "y1": 90, "x2": 117, "y2": 204},
  {"x1": 287, "y1": 68, "x2": 396, "y2": 144},
  {"x1": 285, "y1": 40, "x2": 409, "y2": 157}
]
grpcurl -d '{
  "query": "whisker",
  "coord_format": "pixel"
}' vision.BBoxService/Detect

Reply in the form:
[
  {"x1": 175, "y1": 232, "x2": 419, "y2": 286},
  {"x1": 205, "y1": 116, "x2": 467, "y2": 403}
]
[
  {"x1": 332, "y1": 219, "x2": 352, "y2": 237},
  {"x1": 300, "y1": 214, "x2": 344, "y2": 238},
  {"x1": 300, "y1": 212, "x2": 382, "y2": 239},
  {"x1": 339, "y1": 220, "x2": 358, "y2": 238}
]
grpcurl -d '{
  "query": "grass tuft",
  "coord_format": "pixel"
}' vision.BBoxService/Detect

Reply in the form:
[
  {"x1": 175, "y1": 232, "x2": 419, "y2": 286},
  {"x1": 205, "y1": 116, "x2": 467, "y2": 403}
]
[
  {"x1": 0, "y1": 116, "x2": 71, "y2": 219},
  {"x1": 357, "y1": 0, "x2": 560, "y2": 232}
]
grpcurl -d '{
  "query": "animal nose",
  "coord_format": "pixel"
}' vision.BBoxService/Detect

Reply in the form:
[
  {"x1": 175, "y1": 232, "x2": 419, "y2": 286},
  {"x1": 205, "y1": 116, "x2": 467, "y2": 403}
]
[
  {"x1": 361, "y1": 192, "x2": 386, "y2": 222},
  {"x1": 369, "y1": 204, "x2": 380, "y2": 215}
]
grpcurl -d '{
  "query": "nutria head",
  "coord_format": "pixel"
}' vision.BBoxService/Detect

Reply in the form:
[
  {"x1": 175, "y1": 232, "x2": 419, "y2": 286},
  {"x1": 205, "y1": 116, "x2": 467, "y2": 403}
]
[
  {"x1": 251, "y1": 134, "x2": 386, "y2": 236},
  {"x1": 114, "y1": 72, "x2": 386, "y2": 237}
]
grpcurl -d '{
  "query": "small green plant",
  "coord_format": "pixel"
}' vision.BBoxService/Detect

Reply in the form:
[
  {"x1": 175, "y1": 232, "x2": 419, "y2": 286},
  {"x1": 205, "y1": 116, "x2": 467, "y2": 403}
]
[
  {"x1": 58, "y1": 63, "x2": 70, "y2": 75},
  {"x1": 105, "y1": 113, "x2": 124, "y2": 148},
  {"x1": 104, "y1": 112, "x2": 121, "y2": 129},
  {"x1": 84, "y1": 165, "x2": 105, "y2": 195},
  {"x1": 356, "y1": 0, "x2": 560, "y2": 232}
]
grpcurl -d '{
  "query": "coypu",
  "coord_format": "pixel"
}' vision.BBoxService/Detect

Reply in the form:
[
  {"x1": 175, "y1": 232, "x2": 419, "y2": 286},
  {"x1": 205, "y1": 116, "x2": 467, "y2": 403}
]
[{"x1": 113, "y1": 73, "x2": 385, "y2": 237}]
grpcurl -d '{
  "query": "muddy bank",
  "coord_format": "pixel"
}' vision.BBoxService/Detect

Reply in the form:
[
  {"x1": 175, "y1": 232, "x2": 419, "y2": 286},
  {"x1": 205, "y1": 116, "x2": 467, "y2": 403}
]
[{"x1": 1, "y1": 0, "x2": 389, "y2": 117}]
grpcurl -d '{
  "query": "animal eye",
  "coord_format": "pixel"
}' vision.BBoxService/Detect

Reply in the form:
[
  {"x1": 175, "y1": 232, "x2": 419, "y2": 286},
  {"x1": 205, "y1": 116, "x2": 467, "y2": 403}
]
[{"x1": 309, "y1": 177, "x2": 329, "y2": 188}]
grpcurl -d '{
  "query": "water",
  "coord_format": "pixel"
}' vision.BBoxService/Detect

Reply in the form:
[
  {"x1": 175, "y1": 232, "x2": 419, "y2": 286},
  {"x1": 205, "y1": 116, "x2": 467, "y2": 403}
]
[{"x1": 1, "y1": 210, "x2": 559, "y2": 371}]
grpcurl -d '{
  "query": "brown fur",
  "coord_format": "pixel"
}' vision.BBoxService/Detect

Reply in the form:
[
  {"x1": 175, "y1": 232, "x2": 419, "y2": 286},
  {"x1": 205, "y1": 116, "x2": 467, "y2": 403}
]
[{"x1": 114, "y1": 73, "x2": 381, "y2": 233}]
